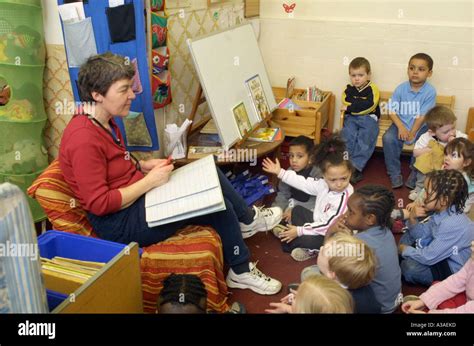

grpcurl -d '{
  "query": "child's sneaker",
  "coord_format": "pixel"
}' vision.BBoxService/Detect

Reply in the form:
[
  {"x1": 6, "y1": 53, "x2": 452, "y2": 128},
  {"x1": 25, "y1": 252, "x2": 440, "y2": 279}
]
[
  {"x1": 402, "y1": 295, "x2": 420, "y2": 304},
  {"x1": 290, "y1": 248, "x2": 318, "y2": 262},
  {"x1": 226, "y1": 301, "x2": 246, "y2": 314},
  {"x1": 271, "y1": 224, "x2": 288, "y2": 238},
  {"x1": 226, "y1": 262, "x2": 282, "y2": 295},
  {"x1": 240, "y1": 206, "x2": 282, "y2": 237},
  {"x1": 408, "y1": 190, "x2": 418, "y2": 201}
]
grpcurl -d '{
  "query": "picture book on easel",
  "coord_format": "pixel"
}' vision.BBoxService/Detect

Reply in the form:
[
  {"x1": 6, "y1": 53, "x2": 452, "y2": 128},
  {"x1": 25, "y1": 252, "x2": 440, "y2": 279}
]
[{"x1": 245, "y1": 74, "x2": 270, "y2": 120}]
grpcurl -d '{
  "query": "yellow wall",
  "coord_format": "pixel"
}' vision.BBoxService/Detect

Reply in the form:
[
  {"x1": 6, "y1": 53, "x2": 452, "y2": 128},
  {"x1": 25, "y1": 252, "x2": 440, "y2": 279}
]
[{"x1": 258, "y1": 0, "x2": 474, "y2": 130}]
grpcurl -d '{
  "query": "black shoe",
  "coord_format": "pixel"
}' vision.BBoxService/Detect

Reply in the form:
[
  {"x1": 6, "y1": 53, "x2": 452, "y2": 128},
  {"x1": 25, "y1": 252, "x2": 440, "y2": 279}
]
[{"x1": 350, "y1": 170, "x2": 363, "y2": 184}]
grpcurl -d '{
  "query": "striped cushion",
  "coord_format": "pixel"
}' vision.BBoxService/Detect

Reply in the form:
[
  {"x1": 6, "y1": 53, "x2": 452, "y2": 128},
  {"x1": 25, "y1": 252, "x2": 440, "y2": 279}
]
[
  {"x1": 27, "y1": 159, "x2": 95, "y2": 237},
  {"x1": 141, "y1": 225, "x2": 229, "y2": 313}
]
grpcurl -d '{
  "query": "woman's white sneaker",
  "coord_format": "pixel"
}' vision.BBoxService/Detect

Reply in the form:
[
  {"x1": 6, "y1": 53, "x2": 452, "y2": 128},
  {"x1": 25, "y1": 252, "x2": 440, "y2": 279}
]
[
  {"x1": 226, "y1": 262, "x2": 282, "y2": 295},
  {"x1": 240, "y1": 206, "x2": 282, "y2": 238}
]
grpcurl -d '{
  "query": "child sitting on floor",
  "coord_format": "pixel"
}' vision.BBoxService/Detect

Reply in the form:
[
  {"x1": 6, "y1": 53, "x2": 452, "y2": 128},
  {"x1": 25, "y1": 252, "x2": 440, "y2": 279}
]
[
  {"x1": 263, "y1": 135, "x2": 353, "y2": 262},
  {"x1": 399, "y1": 170, "x2": 474, "y2": 287},
  {"x1": 272, "y1": 135, "x2": 321, "y2": 223},
  {"x1": 314, "y1": 185, "x2": 402, "y2": 313},
  {"x1": 157, "y1": 274, "x2": 208, "y2": 314},
  {"x1": 265, "y1": 275, "x2": 354, "y2": 314},
  {"x1": 392, "y1": 137, "x2": 474, "y2": 221},
  {"x1": 317, "y1": 232, "x2": 382, "y2": 313},
  {"x1": 409, "y1": 106, "x2": 467, "y2": 200},
  {"x1": 402, "y1": 241, "x2": 474, "y2": 313}
]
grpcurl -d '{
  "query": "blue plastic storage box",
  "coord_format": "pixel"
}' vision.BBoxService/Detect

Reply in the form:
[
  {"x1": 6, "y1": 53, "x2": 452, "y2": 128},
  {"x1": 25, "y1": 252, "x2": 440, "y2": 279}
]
[{"x1": 38, "y1": 230, "x2": 142, "y2": 263}]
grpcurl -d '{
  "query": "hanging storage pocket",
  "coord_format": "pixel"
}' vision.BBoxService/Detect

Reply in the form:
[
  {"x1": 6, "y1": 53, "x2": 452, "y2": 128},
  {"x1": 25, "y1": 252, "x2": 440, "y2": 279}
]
[
  {"x1": 106, "y1": 3, "x2": 136, "y2": 43},
  {"x1": 122, "y1": 111, "x2": 152, "y2": 147},
  {"x1": 63, "y1": 17, "x2": 98, "y2": 68}
]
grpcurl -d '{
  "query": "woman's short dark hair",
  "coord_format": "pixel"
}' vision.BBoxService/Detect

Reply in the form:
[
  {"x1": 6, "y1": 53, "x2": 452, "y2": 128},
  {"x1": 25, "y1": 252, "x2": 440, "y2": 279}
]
[{"x1": 78, "y1": 52, "x2": 135, "y2": 102}]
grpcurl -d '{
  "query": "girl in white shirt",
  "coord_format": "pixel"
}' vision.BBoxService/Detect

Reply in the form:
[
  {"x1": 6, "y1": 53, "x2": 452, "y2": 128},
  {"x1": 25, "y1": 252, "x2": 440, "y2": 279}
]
[{"x1": 263, "y1": 135, "x2": 354, "y2": 261}]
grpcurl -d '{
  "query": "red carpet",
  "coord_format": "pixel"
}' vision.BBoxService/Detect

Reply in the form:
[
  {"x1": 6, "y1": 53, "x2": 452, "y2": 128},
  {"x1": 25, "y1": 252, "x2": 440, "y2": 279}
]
[{"x1": 229, "y1": 151, "x2": 426, "y2": 313}]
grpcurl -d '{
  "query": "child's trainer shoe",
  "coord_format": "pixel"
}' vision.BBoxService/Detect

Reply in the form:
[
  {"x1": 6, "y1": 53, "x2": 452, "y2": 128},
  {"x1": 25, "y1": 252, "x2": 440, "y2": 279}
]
[
  {"x1": 271, "y1": 224, "x2": 288, "y2": 238},
  {"x1": 240, "y1": 206, "x2": 282, "y2": 238},
  {"x1": 226, "y1": 262, "x2": 282, "y2": 295},
  {"x1": 291, "y1": 248, "x2": 318, "y2": 262}
]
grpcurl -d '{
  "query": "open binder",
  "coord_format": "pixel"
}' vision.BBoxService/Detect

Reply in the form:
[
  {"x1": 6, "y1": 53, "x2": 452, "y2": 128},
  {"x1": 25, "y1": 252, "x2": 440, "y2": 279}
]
[{"x1": 145, "y1": 155, "x2": 226, "y2": 226}]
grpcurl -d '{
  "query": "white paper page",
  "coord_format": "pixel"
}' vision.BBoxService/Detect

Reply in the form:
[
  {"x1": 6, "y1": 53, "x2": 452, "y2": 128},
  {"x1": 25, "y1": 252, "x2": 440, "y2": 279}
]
[{"x1": 145, "y1": 155, "x2": 218, "y2": 207}]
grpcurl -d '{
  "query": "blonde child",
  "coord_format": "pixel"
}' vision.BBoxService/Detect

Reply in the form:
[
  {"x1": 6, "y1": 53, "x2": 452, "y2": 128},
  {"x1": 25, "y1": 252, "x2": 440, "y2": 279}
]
[
  {"x1": 316, "y1": 233, "x2": 381, "y2": 313},
  {"x1": 263, "y1": 135, "x2": 353, "y2": 262},
  {"x1": 399, "y1": 170, "x2": 474, "y2": 287},
  {"x1": 319, "y1": 185, "x2": 402, "y2": 313},
  {"x1": 410, "y1": 106, "x2": 467, "y2": 200},
  {"x1": 402, "y1": 241, "x2": 474, "y2": 313},
  {"x1": 265, "y1": 275, "x2": 353, "y2": 314}
]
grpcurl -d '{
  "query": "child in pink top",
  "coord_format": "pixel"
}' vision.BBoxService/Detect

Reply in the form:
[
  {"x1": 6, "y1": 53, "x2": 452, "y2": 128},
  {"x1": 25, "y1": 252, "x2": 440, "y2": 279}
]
[{"x1": 402, "y1": 241, "x2": 474, "y2": 313}]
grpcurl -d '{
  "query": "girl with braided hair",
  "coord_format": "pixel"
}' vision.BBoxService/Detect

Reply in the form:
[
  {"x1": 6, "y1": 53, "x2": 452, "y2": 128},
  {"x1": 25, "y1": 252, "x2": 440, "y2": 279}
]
[
  {"x1": 157, "y1": 274, "x2": 208, "y2": 314},
  {"x1": 310, "y1": 184, "x2": 402, "y2": 313},
  {"x1": 399, "y1": 169, "x2": 474, "y2": 287},
  {"x1": 263, "y1": 134, "x2": 354, "y2": 262}
]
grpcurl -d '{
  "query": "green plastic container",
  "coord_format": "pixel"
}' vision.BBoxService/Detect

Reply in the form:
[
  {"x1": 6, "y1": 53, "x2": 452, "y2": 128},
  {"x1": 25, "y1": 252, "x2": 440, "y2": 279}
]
[
  {"x1": 0, "y1": 170, "x2": 46, "y2": 222},
  {"x1": 0, "y1": 0, "x2": 47, "y2": 223}
]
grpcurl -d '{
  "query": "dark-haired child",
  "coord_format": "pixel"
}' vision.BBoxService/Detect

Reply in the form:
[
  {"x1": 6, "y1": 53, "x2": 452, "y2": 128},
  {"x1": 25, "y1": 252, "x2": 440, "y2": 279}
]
[
  {"x1": 273, "y1": 136, "x2": 321, "y2": 223},
  {"x1": 263, "y1": 135, "x2": 353, "y2": 262},
  {"x1": 157, "y1": 274, "x2": 208, "y2": 313},
  {"x1": 319, "y1": 185, "x2": 402, "y2": 313},
  {"x1": 383, "y1": 53, "x2": 436, "y2": 188},
  {"x1": 399, "y1": 170, "x2": 474, "y2": 287}
]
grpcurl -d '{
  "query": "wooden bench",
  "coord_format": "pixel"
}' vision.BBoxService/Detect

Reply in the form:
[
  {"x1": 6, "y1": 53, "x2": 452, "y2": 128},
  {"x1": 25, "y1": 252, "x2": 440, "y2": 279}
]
[
  {"x1": 339, "y1": 91, "x2": 455, "y2": 151},
  {"x1": 465, "y1": 107, "x2": 474, "y2": 141}
]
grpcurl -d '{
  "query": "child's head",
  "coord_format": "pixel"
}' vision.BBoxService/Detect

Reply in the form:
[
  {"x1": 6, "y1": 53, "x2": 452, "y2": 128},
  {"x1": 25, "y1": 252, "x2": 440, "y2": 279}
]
[
  {"x1": 344, "y1": 185, "x2": 395, "y2": 231},
  {"x1": 312, "y1": 134, "x2": 353, "y2": 192},
  {"x1": 317, "y1": 233, "x2": 377, "y2": 289},
  {"x1": 289, "y1": 135, "x2": 314, "y2": 172},
  {"x1": 408, "y1": 53, "x2": 433, "y2": 86},
  {"x1": 157, "y1": 274, "x2": 208, "y2": 314},
  {"x1": 292, "y1": 275, "x2": 354, "y2": 313},
  {"x1": 424, "y1": 170, "x2": 468, "y2": 214},
  {"x1": 349, "y1": 57, "x2": 371, "y2": 88},
  {"x1": 444, "y1": 137, "x2": 474, "y2": 179},
  {"x1": 425, "y1": 106, "x2": 457, "y2": 143}
]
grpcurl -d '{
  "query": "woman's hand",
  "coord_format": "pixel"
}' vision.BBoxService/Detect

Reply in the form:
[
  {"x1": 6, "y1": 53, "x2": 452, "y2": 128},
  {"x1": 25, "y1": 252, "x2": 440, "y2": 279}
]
[
  {"x1": 145, "y1": 163, "x2": 174, "y2": 188},
  {"x1": 262, "y1": 158, "x2": 281, "y2": 175},
  {"x1": 401, "y1": 299, "x2": 426, "y2": 314},
  {"x1": 280, "y1": 225, "x2": 298, "y2": 243},
  {"x1": 139, "y1": 159, "x2": 169, "y2": 174},
  {"x1": 265, "y1": 302, "x2": 292, "y2": 314}
]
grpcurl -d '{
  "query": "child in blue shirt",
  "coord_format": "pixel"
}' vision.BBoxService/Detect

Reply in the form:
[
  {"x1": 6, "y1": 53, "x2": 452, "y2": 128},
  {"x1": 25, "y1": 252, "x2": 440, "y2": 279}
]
[
  {"x1": 383, "y1": 53, "x2": 437, "y2": 188},
  {"x1": 399, "y1": 170, "x2": 474, "y2": 287}
]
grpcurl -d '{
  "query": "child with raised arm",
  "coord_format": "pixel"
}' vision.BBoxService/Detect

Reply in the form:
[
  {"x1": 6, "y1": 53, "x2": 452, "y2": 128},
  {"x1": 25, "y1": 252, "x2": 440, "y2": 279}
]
[
  {"x1": 272, "y1": 135, "x2": 321, "y2": 224},
  {"x1": 263, "y1": 135, "x2": 353, "y2": 262},
  {"x1": 383, "y1": 53, "x2": 436, "y2": 188}
]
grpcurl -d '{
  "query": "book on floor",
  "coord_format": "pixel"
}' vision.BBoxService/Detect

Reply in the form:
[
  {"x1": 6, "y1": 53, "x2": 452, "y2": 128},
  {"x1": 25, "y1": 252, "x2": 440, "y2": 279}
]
[{"x1": 145, "y1": 155, "x2": 226, "y2": 227}]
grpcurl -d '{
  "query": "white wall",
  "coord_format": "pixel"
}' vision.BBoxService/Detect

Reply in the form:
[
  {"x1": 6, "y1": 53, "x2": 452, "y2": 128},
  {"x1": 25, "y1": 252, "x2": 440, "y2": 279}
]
[{"x1": 259, "y1": 0, "x2": 474, "y2": 131}]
